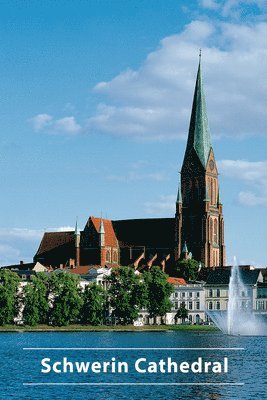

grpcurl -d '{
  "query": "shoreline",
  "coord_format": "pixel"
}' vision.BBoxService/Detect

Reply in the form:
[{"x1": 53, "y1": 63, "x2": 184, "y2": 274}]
[{"x1": 0, "y1": 324, "x2": 218, "y2": 333}]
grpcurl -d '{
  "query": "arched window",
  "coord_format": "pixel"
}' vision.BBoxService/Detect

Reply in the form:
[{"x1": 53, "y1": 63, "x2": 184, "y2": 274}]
[
  {"x1": 210, "y1": 219, "x2": 213, "y2": 242},
  {"x1": 106, "y1": 250, "x2": 111, "y2": 262},
  {"x1": 216, "y1": 301, "x2": 220, "y2": 310},
  {"x1": 113, "y1": 250, "x2": 118, "y2": 263},
  {"x1": 214, "y1": 219, "x2": 218, "y2": 243},
  {"x1": 211, "y1": 179, "x2": 213, "y2": 204}
]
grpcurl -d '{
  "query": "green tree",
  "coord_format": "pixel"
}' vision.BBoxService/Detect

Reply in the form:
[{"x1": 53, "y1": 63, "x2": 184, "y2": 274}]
[
  {"x1": 174, "y1": 259, "x2": 199, "y2": 281},
  {"x1": 49, "y1": 272, "x2": 83, "y2": 326},
  {"x1": 81, "y1": 283, "x2": 106, "y2": 325},
  {"x1": 175, "y1": 302, "x2": 188, "y2": 323},
  {"x1": 143, "y1": 266, "x2": 173, "y2": 324},
  {"x1": 108, "y1": 266, "x2": 147, "y2": 325},
  {"x1": 23, "y1": 273, "x2": 49, "y2": 326},
  {"x1": 0, "y1": 269, "x2": 20, "y2": 325}
]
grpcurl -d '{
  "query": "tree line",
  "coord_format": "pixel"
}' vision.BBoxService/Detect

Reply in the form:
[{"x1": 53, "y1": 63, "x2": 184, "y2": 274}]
[{"x1": 0, "y1": 266, "x2": 174, "y2": 326}]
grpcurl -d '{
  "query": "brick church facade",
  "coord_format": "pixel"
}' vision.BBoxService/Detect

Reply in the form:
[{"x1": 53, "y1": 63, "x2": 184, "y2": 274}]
[{"x1": 34, "y1": 58, "x2": 226, "y2": 271}]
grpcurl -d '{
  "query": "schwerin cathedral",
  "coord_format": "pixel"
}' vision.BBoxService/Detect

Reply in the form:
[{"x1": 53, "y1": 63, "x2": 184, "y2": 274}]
[{"x1": 34, "y1": 57, "x2": 226, "y2": 273}]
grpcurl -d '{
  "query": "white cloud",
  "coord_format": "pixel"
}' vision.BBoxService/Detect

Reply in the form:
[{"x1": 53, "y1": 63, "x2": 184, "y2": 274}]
[
  {"x1": 31, "y1": 114, "x2": 53, "y2": 131},
  {"x1": 54, "y1": 117, "x2": 81, "y2": 134},
  {"x1": 199, "y1": 0, "x2": 220, "y2": 10},
  {"x1": 30, "y1": 114, "x2": 81, "y2": 135},
  {"x1": 218, "y1": 159, "x2": 267, "y2": 206},
  {"x1": 144, "y1": 195, "x2": 176, "y2": 215},
  {"x1": 199, "y1": 0, "x2": 266, "y2": 16},
  {"x1": 86, "y1": 20, "x2": 267, "y2": 141},
  {"x1": 31, "y1": 20, "x2": 267, "y2": 142}
]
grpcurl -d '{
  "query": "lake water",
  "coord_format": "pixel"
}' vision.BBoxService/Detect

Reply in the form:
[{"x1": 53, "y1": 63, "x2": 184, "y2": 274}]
[{"x1": 0, "y1": 331, "x2": 266, "y2": 399}]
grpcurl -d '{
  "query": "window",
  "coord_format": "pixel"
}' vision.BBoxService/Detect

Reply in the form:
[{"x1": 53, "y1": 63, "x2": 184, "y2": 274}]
[
  {"x1": 189, "y1": 292, "x2": 192, "y2": 298},
  {"x1": 196, "y1": 292, "x2": 200, "y2": 297},
  {"x1": 216, "y1": 289, "x2": 220, "y2": 298},
  {"x1": 106, "y1": 250, "x2": 111, "y2": 262},
  {"x1": 209, "y1": 289, "x2": 213, "y2": 297},
  {"x1": 216, "y1": 301, "x2": 220, "y2": 310},
  {"x1": 210, "y1": 219, "x2": 213, "y2": 242},
  {"x1": 175, "y1": 302, "x2": 179, "y2": 310},
  {"x1": 209, "y1": 302, "x2": 213, "y2": 310},
  {"x1": 214, "y1": 219, "x2": 218, "y2": 243},
  {"x1": 113, "y1": 250, "x2": 118, "y2": 263},
  {"x1": 182, "y1": 292, "x2": 185, "y2": 298},
  {"x1": 175, "y1": 292, "x2": 178, "y2": 298},
  {"x1": 189, "y1": 301, "x2": 192, "y2": 310},
  {"x1": 196, "y1": 301, "x2": 200, "y2": 310}
]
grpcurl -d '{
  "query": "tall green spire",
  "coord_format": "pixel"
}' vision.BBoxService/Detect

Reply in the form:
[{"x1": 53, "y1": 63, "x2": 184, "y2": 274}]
[{"x1": 184, "y1": 54, "x2": 212, "y2": 168}]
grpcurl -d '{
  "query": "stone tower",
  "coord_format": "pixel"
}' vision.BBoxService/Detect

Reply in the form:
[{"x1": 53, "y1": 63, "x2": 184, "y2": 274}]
[{"x1": 175, "y1": 57, "x2": 226, "y2": 267}]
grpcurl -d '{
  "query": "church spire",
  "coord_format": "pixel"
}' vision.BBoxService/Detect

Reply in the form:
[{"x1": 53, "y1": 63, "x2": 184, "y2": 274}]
[
  {"x1": 176, "y1": 185, "x2": 182, "y2": 204},
  {"x1": 184, "y1": 54, "x2": 212, "y2": 168}
]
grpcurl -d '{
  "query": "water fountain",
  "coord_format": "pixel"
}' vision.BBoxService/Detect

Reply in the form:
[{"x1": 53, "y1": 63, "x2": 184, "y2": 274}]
[{"x1": 207, "y1": 257, "x2": 267, "y2": 336}]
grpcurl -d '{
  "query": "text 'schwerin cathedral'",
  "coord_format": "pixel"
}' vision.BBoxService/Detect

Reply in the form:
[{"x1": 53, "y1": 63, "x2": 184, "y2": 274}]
[{"x1": 34, "y1": 58, "x2": 226, "y2": 272}]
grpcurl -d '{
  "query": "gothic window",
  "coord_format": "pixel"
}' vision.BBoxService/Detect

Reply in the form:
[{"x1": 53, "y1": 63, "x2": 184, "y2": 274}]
[
  {"x1": 214, "y1": 179, "x2": 217, "y2": 203},
  {"x1": 209, "y1": 219, "x2": 213, "y2": 242},
  {"x1": 106, "y1": 250, "x2": 111, "y2": 263},
  {"x1": 214, "y1": 219, "x2": 218, "y2": 243},
  {"x1": 211, "y1": 179, "x2": 214, "y2": 204},
  {"x1": 113, "y1": 250, "x2": 118, "y2": 263}
]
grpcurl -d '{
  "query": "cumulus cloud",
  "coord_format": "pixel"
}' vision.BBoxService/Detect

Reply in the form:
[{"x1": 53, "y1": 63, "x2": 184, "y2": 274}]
[
  {"x1": 54, "y1": 117, "x2": 81, "y2": 134},
  {"x1": 86, "y1": 20, "x2": 267, "y2": 141},
  {"x1": 199, "y1": 0, "x2": 266, "y2": 17},
  {"x1": 199, "y1": 0, "x2": 220, "y2": 10},
  {"x1": 31, "y1": 114, "x2": 53, "y2": 131},
  {"x1": 31, "y1": 19, "x2": 267, "y2": 141},
  {"x1": 30, "y1": 114, "x2": 81, "y2": 135},
  {"x1": 218, "y1": 159, "x2": 267, "y2": 206}
]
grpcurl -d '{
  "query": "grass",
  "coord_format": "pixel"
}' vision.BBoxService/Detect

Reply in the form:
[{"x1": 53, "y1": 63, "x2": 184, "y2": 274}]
[{"x1": 0, "y1": 324, "x2": 218, "y2": 332}]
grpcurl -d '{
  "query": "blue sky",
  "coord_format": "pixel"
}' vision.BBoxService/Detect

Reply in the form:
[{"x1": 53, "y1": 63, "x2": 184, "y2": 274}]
[{"x1": 0, "y1": 0, "x2": 266, "y2": 267}]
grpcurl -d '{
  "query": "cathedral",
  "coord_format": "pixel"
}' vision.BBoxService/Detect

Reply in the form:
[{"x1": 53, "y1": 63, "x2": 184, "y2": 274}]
[{"x1": 34, "y1": 58, "x2": 226, "y2": 272}]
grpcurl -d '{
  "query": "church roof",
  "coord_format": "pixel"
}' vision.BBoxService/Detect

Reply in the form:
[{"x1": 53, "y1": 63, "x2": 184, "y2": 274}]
[
  {"x1": 112, "y1": 218, "x2": 174, "y2": 248},
  {"x1": 34, "y1": 231, "x2": 76, "y2": 266},
  {"x1": 35, "y1": 231, "x2": 75, "y2": 256},
  {"x1": 90, "y1": 217, "x2": 117, "y2": 247},
  {"x1": 184, "y1": 58, "x2": 212, "y2": 168}
]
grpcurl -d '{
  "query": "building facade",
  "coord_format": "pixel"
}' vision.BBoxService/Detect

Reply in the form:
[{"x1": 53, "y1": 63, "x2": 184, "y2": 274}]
[
  {"x1": 175, "y1": 58, "x2": 225, "y2": 268},
  {"x1": 33, "y1": 59, "x2": 225, "y2": 270}
]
